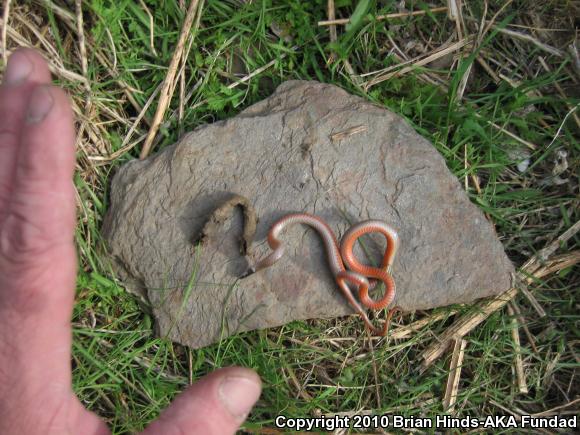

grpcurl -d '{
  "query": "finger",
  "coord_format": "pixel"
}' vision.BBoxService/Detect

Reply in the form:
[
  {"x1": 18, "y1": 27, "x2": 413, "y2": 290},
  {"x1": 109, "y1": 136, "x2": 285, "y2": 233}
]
[
  {"x1": 2, "y1": 84, "x2": 76, "y2": 261},
  {"x1": 142, "y1": 367, "x2": 262, "y2": 435},
  {"x1": 0, "y1": 49, "x2": 52, "y2": 220},
  {"x1": 0, "y1": 84, "x2": 76, "y2": 322},
  {"x1": 0, "y1": 84, "x2": 76, "y2": 393}
]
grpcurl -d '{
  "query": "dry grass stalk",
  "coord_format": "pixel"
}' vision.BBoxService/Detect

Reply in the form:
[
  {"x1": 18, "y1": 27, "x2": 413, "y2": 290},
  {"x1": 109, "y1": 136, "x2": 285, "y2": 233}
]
[
  {"x1": 330, "y1": 125, "x2": 367, "y2": 142},
  {"x1": 1, "y1": 0, "x2": 12, "y2": 65},
  {"x1": 93, "y1": 100, "x2": 132, "y2": 127},
  {"x1": 32, "y1": 0, "x2": 74, "y2": 25},
  {"x1": 104, "y1": 27, "x2": 117, "y2": 70},
  {"x1": 327, "y1": 0, "x2": 337, "y2": 46},
  {"x1": 366, "y1": 330, "x2": 382, "y2": 408},
  {"x1": 489, "y1": 399, "x2": 523, "y2": 419},
  {"x1": 120, "y1": 82, "x2": 163, "y2": 150},
  {"x1": 37, "y1": 0, "x2": 144, "y2": 119},
  {"x1": 178, "y1": 0, "x2": 187, "y2": 134},
  {"x1": 325, "y1": 0, "x2": 340, "y2": 82},
  {"x1": 359, "y1": 56, "x2": 410, "y2": 79},
  {"x1": 462, "y1": 0, "x2": 566, "y2": 65},
  {"x1": 364, "y1": 37, "x2": 473, "y2": 90},
  {"x1": 542, "y1": 350, "x2": 561, "y2": 391},
  {"x1": 463, "y1": 145, "x2": 469, "y2": 190},
  {"x1": 518, "y1": 286, "x2": 546, "y2": 318},
  {"x1": 75, "y1": 0, "x2": 93, "y2": 159},
  {"x1": 456, "y1": 1, "x2": 489, "y2": 102},
  {"x1": 138, "y1": 0, "x2": 157, "y2": 56},
  {"x1": 324, "y1": 0, "x2": 360, "y2": 86},
  {"x1": 318, "y1": 6, "x2": 448, "y2": 26},
  {"x1": 420, "y1": 219, "x2": 580, "y2": 370},
  {"x1": 88, "y1": 133, "x2": 147, "y2": 164},
  {"x1": 483, "y1": 49, "x2": 524, "y2": 80},
  {"x1": 387, "y1": 34, "x2": 450, "y2": 89},
  {"x1": 7, "y1": 4, "x2": 108, "y2": 158},
  {"x1": 92, "y1": 51, "x2": 149, "y2": 125},
  {"x1": 284, "y1": 365, "x2": 313, "y2": 401},
  {"x1": 178, "y1": 54, "x2": 186, "y2": 134},
  {"x1": 508, "y1": 300, "x2": 538, "y2": 353},
  {"x1": 11, "y1": 11, "x2": 60, "y2": 58},
  {"x1": 175, "y1": 0, "x2": 198, "y2": 135},
  {"x1": 533, "y1": 251, "x2": 580, "y2": 279},
  {"x1": 5, "y1": 26, "x2": 88, "y2": 84},
  {"x1": 75, "y1": 0, "x2": 88, "y2": 86},
  {"x1": 343, "y1": 59, "x2": 362, "y2": 86},
  {"x1": 176, "y1": 0, "x2": 203, "y2": 135},
  {"x1": 447, "y1": 0, "x2": 464, "y2": 40},
  {"x1": 532, "y1": 397, "x2": 580, "y2": 417},
  {"x1": 480, "y1": 0, "x2": 514, "y2": 36},
  {"x1": 489, "y1": 25, "x2": 565, "y2": 58},
  {"x1": 474, "y1": 112, "x2": 537, "y2": 150},
  {"x1": 169, "y1": 3, "x2": 202, "y2": 133},
  {"x1": 568, "y1": 42, "x2": 580, "y2": 77},
  {"x1": 507, "y1": 305, "x2": 528, "y2": 394},
  {"x1": 528, "y1": 219, "x2": 580, "y2": 266},
  {"x1": 447, "y1": 0, "x2": 459, "y2": 22},
  {"x1": 442, "y1": 338, "x2": 467, "y2": 412},
  {"x1": 390, "y1": 309, "x2": 458, "y2": 340},
  {"x1": 476, "y1": 55, "x2": 501, "y2": 83},
  {"x1": 361, "y1": 49, "x2": 447, "y2": 89},
  {"x1": 545, "y1": 102, "x2": 580, "y2": 149},
  {"x1": 13, "y1": 25, "x2": 104, "y2": 174},
  {"x1": 498, "y1": 73, "x2": 542, "y2": 100},
  {"x1": 140, "y1": 0, "x2": 200, "y2": 159}
]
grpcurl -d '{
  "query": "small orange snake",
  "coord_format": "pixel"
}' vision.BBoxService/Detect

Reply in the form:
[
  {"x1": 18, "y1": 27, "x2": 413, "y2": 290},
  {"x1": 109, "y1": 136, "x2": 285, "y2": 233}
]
[{"x1": 246, "y1": 213, "x2": 400, "y2": 335}]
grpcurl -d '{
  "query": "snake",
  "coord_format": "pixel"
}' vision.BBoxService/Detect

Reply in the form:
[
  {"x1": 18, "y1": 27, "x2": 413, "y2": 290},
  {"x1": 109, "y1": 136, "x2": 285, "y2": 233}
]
[{"x1": 244, "y1": 213, "x2": 400, "y2": 335}]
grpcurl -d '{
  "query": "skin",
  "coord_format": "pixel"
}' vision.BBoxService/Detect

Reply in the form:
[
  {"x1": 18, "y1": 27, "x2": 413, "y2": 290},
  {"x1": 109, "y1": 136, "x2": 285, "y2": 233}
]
[{"x1": 0, "y1": 49, "x2": 261, "y2": 435}]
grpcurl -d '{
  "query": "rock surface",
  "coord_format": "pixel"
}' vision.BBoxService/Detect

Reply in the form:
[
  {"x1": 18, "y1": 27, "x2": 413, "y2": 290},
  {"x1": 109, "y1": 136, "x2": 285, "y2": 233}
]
[{"x1": 103, "y1": 81, "x2": 514, "y2": 349}]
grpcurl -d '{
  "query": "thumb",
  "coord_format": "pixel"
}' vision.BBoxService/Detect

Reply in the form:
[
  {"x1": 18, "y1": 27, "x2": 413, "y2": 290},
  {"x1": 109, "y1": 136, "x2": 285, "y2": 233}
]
[{"x1": 142, "y1": 367, "x2": 261, "y2": 435}]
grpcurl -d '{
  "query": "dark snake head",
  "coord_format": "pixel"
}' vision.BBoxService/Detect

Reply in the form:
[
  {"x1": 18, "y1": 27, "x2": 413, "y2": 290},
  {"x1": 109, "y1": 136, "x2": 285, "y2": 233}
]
[{"x1": 239, "y1": 266, "x2": 256, "y2": 279}]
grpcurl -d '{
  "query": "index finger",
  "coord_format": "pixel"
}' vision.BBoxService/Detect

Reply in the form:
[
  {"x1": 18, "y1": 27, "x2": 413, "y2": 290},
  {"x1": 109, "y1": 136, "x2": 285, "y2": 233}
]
[
  {"x1": 0, "y1": 49, "x2": 52, "y2": 223},
  {"x1": 3, "y1": 84, "x2": 76, "y2": 261}
]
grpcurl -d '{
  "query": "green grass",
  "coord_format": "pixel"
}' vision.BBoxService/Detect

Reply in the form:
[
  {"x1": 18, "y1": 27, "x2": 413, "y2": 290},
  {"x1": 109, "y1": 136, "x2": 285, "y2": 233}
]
[{"x1": 6, "y1": 0, "x2": 579, "y2": 433}]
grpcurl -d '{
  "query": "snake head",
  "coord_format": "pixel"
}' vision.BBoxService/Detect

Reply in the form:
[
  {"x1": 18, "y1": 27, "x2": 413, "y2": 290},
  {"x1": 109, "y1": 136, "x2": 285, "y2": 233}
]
[{"x1": 239, "y1": 266, "x2": 256, "y2": 279}]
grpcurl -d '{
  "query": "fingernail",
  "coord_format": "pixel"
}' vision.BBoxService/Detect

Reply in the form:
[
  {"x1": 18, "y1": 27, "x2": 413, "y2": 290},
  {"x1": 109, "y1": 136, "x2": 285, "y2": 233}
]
[
  {"x1": 218, "y1": 375, "x2": 261, "y2": 420},
  {"x1": 26, "y1": 86, "x2": 54, "y2": 124},
  {"x1": 4, "y1": 50, "x2": 33, "y2": 85}
]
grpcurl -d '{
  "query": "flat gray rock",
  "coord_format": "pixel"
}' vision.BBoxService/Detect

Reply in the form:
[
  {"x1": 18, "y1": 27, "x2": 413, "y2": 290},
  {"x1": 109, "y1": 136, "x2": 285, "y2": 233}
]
[{"x1": 103, "y1": 81, "x2": 514, "y2": 349}]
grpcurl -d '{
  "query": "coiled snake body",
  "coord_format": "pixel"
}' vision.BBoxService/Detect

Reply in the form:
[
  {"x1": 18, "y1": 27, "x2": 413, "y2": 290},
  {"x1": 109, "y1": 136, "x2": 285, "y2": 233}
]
[{"x1": 247, "y1": 213, "x2": 400, "y2": 335}]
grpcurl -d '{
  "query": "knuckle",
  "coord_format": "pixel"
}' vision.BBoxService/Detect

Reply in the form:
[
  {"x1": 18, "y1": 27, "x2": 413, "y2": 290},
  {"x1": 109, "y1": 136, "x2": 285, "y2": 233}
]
[
  {"x1": 0, "y1": 188, "x2": 74, "y2": 261},
  {"x1": 15, "y1": 156, "x2": 50, "y2": 185},
  {"x1": 0, "y1": 210, "x2": 48, "y2": 261},
  {"x1": 0, "y1": 212, "x2": 58, "y2": 316}
]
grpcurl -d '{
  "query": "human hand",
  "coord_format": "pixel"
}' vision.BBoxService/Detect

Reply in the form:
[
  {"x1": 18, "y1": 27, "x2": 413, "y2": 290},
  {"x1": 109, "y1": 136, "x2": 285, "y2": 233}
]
[{"x1": 0, "y1": 48, "x2": 261, "y2": 435}]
